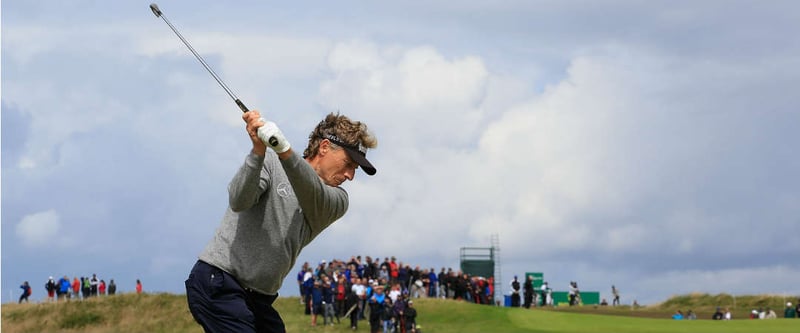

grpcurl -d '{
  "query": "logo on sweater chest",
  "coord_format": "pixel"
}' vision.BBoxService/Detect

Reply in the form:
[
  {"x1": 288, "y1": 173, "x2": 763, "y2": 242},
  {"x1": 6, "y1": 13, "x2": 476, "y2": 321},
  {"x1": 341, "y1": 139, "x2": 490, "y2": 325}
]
[{"x1": 276, "y1": 182, "x2": 294, "y2": 198}]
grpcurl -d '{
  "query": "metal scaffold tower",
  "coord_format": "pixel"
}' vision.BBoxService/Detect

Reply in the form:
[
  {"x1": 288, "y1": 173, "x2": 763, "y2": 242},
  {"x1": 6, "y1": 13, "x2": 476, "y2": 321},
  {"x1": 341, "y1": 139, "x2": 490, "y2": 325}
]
[{"x1": 491, "y1": 233, "x2": 502, "y2": 305}]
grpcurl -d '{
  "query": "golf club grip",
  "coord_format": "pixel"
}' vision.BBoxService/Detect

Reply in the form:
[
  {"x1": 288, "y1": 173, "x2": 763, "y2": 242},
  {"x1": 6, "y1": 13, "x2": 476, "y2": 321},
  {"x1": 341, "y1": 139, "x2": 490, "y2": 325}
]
[
  {"x1": 236, "y1": 99, "x2": 278, "y2": 146},
  {"x1": 235, "y1": 99, "x2": 249, "y2": 113}
]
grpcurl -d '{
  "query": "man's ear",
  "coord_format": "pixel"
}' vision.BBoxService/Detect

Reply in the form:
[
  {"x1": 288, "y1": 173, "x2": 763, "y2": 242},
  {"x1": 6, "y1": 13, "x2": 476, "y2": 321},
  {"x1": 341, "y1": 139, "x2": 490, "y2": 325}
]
[{"x1": 318, "y1": 139, "x2": 331, "y2": 156}]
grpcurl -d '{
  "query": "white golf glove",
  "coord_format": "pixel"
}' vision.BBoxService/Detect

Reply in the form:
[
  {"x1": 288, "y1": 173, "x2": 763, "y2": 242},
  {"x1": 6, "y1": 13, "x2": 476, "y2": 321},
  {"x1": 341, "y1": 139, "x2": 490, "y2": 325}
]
[{"x1": 257, "y1": 119, "x2": 291, "y2": 154}]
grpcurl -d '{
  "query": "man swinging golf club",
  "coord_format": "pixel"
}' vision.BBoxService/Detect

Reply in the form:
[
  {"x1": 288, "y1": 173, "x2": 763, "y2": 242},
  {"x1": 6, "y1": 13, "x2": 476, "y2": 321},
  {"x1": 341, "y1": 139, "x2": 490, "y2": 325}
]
[{"x1": 185, "y1": 110, "x2": 378, "y2": 333}]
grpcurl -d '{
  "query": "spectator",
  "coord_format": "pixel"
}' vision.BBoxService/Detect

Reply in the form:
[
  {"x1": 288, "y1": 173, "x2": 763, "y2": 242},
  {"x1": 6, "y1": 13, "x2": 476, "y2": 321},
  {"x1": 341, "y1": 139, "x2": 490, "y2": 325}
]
[
  {"x1": 108, "y1": 279, "x2": 117, "y2": 295},
  {"x1": 136, "y1": 279, "x2": 143, "y2": 294},
  {"x1": 321, "y1": 275, "x2": 338, "y2": 325},
  {"x1": 410, "y1": 278, "x2": 424, "y2": 299},
  {"x1": 381, "y1": 297, "x2": 395, "y2": 333},
  {"x1": 712, "y1": 307, "x2": 724, "y2": 320},
  {"x1": 310, "y1": 279, "x2": 323, "y2": 327},
  {"x1": 426, "y1": 267, "x2": 437, "y2": 298},
  {"x1": 600, "y1": 298, "x2": 608, "y2": 306},
  {"x1": 58, "y1": 275, "x2": 71, "y2": 301},
  {"x1": 612, "y1": 285, "x2": 620, "y2": 306},
  {"x1": 99, "y1": 280, "x2": 106, "y2": 296},
  {"x1": 303, "y1": 268, "x2": 314, "y2": 315},
  {"x1": 408, "y1": 266, "x2": 420, "y2": 295},
  {"x1": 438, "y1": 267, "x2": 447, "y2": 299},
  {"x1": 90, "y1": 274, "x2": 99, "y2": 296},
  {"x1": 523, "y1": 275, "x2": 534, "y2": 308},
  {"x1": 335, "y1": 274, "x2": 349, "y2": 318},
  {"x1": 487, "y1": 276, "x2": 495, "y2": 303},
  {"x1": 297, "y1": 262, "x2": 309, "y2": 305},
  {"x1": 378, "y1": 265, "x2": 389, "y2": 282},
  {"x1": 404, "y1": 300, "x2": 418, "y2": 333},
  {"x1": 398, "y1": 264, "x2": 409, "y2": 291},
  {"x1": 672, "y1": 310, "x2": 684, "y2": 320},
  {"x1": 392, "y1": 294, "x2": 407, "y2": 332},
  {"x1": 19, "y1": 281, "x2": 31, "y2": 304},
  {"x1": 368, "y1": 283, "x2": 386, "y2": 333},
  {"x1": 364, "y1": 256, "x2": 375, "y2": 281},
  {"x1": 749, "y1": 309, "x2": 758, "y2": 319},
  {"x1": 509, "y1": 276, "x2": 521, "y2": 307},
  {"x1": 352, "y1": 278, "x2": 368, "y2": 320},
  {"x1": 380, "y1": 258, "x2": 391, "y2": 276},
  {"x1": 347, "y1": 278, "x2": 361, "y2": 331},
  {"x1": 568, "y1": 281, "x2": 580, "y2": 306},
  {"x1": 81, "y1": 277, "x2": 91, "y2": 299},
  {"x1": 724, "y1": 308, "x2": 732, "y2": 320},
  {"x1": 388, "y1": 282, "x2": 402, "y2": 304},
  {"x1": 45, "y1": 276, "x2": 57, "y2": 302},
  {"x1": 71, "y1": 277, "x2": 80, "y2": 300},
  {"x1": 686, "y1": 309, "x2": 697, "y2": 320},
  {"x1": 389, "y1": 257, "x2": 399, "y2": 284},
  {"x1": 765, "y1": 308, "x2": 777, "y2": 319},
  {"x1": 446, "y1": 268, "x2": 456, "y2": 299},
  {"x1": 476, "y1": 277, "x2": 489, "y2": 305},
  {"x1": 785, "y1": 302, "x2": 796, "y2": 318},
  {"x1": 540, "y1": 281, "x2": 549, "y2": 307}
]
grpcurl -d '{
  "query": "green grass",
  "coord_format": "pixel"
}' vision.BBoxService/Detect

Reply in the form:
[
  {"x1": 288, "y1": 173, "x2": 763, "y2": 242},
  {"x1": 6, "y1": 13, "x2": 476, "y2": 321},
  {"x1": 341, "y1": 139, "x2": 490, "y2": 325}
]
[{"x1": 2, "y1": 293, "x2": 798, "y2": 333}]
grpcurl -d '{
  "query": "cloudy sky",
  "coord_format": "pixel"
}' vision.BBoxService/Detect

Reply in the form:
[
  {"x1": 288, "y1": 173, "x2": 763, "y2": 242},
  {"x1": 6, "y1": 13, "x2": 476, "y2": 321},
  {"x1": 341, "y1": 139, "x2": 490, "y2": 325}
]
[{"x1": 3, "y1": 1, "x2": 799, "y2": 305}]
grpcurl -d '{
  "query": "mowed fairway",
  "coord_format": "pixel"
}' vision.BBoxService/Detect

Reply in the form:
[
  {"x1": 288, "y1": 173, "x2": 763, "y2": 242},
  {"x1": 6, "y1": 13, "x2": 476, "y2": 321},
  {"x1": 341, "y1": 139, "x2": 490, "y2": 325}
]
[
  {"x1": 2, "y1": 294, "x2": 798, "y2": 333},
  {"x1": 411, "y1": 298, "x2": 796, "y2": 333},
  {"x1": 505, "y1": 308, "x2": 793, "y2": 333}
]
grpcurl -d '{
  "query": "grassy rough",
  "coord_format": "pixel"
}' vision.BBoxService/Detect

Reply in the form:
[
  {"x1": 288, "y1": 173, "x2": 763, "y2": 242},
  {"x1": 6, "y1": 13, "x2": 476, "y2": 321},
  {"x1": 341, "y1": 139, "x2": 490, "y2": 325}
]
[{"x1": 2, "y1": 293, "x2": 798, "y2": 333}]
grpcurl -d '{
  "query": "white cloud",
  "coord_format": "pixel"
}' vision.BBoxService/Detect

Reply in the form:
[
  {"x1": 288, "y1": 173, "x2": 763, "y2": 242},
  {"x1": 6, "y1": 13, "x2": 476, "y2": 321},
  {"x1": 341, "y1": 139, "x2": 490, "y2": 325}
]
[
  {"x1": 319, "y1": 41, "x2": 489, "y2": 148},
  {"x1": 16, "y1": 210, "x2": 61, "y2": 247}
]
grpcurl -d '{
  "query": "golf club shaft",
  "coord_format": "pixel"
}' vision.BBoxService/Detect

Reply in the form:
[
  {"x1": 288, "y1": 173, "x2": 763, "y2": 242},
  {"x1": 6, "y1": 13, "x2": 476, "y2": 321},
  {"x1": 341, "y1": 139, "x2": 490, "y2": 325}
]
[{"x1": 150, "y1": 3, "x2": 248, "y2": 113}]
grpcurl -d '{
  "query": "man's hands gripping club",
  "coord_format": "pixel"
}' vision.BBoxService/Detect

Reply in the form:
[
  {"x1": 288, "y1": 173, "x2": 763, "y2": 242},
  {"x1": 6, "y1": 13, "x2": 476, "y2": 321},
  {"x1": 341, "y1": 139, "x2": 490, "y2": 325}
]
[{"x1": 244, "y1": 111, "x2": 291, "y2": 157}]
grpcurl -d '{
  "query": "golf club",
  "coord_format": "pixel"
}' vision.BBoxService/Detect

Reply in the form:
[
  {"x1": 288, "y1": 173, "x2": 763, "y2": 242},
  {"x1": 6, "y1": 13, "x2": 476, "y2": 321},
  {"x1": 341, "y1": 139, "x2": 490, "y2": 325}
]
[{"x1": 150, "y1": 3, "x2": 278, "y2": 146}]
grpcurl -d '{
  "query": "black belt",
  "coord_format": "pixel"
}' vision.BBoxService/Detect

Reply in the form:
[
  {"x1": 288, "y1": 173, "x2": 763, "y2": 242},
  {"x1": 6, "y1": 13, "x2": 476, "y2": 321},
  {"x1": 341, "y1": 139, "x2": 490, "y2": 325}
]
[{"x1": 242, "y1": 287, "x2": 278, "y2": 305}]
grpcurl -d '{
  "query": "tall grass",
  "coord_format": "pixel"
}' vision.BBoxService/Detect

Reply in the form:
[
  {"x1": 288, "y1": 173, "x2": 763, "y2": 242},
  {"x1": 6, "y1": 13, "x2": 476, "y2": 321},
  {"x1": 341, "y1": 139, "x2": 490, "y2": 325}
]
[{"x1": 2, "y1": 293, "x2": 798, "y2": 333}]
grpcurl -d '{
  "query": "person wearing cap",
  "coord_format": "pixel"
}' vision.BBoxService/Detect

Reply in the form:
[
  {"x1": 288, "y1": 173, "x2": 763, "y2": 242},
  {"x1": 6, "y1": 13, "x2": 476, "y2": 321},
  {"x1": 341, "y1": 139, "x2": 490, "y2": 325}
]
[
  {"x1": 368, "y1": 283, "x2": 386, "y2": 333},
  {"x1": 785, "y1": 302, "x2": 796, "y2": 318},
  {"x1": 45, "y1": 276, "x2": 57, "y2": 302},
  {"x1": 404, "y1": 300, "x2": 418, "y2": 333},
  {"x1": 186, "y1": 111, "x2": 378, "y2": 333}
]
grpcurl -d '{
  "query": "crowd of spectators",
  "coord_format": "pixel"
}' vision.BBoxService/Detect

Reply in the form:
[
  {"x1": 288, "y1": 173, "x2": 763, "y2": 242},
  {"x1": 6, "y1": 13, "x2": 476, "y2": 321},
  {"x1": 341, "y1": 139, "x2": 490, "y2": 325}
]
[
  {"x1": 19, "y1": 274, "x2": 142, "y2": 303},
  {"x1": 297, "y1": 255, "x2": 498, "y2": 332},
  {"x1": 672, "y1": 301, "x2": 800, "y2": 320}
]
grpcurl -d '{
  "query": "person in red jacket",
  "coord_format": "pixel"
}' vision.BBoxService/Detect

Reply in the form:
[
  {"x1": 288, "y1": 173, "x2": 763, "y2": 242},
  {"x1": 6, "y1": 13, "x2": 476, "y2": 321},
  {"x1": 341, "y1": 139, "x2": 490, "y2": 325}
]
[
  {"x1": 389, "y1": 257, "x2": 399, "y2": 283},
  {"x1": 99, "y1": 280, "x2": 107, "y2": 295},
  {"x1": 136, "y1": 279, "x2": 143, "y2": 294},
  {"x1": 72, "y1": 277, "x2": 81, "y2": 300}
]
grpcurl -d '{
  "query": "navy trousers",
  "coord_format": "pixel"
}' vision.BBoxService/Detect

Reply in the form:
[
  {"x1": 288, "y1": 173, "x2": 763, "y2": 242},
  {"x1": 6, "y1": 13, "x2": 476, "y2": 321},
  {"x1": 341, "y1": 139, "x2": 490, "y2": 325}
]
[{"x1": 186, "y1": 260, "x2": 285, "y2": 333}]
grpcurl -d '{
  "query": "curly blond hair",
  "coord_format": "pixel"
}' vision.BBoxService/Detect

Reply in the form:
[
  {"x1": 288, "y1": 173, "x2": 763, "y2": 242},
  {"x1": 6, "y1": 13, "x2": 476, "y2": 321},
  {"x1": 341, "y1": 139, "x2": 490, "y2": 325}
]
[{"x1": 303, "y1": 113, "x2": 377, "y2": 159}]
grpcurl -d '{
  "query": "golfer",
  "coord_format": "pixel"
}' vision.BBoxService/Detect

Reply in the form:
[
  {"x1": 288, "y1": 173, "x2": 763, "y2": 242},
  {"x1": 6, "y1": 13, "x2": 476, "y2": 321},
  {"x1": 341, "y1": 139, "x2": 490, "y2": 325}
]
[{"x1": 186, "y1": 110, "x2": 377, "y2": 333}]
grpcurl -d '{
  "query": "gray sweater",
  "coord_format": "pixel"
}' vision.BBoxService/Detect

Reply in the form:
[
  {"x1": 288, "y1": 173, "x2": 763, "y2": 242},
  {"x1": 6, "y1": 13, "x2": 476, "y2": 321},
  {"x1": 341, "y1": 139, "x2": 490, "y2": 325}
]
[{"x1": 199, "y1": 151, "x2": 348, "y2": 295}]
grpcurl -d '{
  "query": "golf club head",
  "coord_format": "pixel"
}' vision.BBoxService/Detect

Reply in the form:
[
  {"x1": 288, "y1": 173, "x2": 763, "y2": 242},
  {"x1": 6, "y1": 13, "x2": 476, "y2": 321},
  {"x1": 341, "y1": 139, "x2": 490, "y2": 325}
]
[{"x1": 150, "y1": 3, "x2": 162, "y2": 17}]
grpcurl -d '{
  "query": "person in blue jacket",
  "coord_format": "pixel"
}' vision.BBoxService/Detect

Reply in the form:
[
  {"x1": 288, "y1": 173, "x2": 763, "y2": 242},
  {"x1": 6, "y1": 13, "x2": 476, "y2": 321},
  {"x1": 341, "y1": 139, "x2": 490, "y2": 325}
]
[
  {"x1": 58, "y1": 276, "x2": 71, "y2": 301},
  {"x1": 19, "y1": 281, "x2": 31, "y2": 303}
]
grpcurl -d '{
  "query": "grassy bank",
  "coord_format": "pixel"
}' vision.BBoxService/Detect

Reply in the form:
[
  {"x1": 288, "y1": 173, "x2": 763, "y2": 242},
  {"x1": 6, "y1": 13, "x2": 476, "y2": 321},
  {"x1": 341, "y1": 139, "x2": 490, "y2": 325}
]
[{"x1": 2, "y1": 293, "x2": 798, "y2": 333}]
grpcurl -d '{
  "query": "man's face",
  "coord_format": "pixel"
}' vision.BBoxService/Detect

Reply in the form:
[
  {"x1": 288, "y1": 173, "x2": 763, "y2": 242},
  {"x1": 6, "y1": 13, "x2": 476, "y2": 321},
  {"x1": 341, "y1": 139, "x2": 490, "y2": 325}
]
[{"x1": 316, "y1": 142, "x2": 358, "y2": 187}]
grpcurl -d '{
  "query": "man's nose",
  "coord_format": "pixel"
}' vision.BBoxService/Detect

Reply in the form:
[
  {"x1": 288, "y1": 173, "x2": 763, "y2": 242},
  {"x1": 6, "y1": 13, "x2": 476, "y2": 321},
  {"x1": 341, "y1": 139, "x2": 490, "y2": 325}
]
[{"x1": 344, "y1": 168, "x2": 355, "y2": 181}]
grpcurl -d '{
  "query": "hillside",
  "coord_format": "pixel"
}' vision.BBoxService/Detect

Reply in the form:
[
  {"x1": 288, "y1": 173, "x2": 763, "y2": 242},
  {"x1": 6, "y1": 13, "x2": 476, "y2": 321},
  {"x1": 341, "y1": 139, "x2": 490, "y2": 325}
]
[{"x1": 2, "y1": 293, "x2": 797, "y2": 333}]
